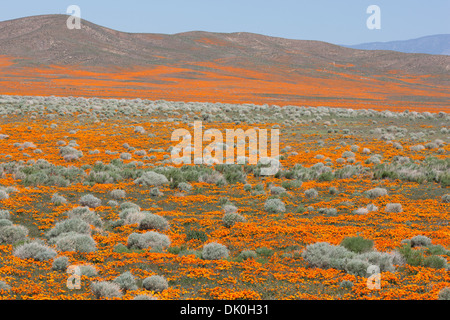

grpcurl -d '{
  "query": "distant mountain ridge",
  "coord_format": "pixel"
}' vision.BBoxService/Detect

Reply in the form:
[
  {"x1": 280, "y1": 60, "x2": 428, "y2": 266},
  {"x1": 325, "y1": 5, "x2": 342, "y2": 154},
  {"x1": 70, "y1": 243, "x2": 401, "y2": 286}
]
[{"x1": 345, "y1": 34, "x2": 450, "y2": 56}]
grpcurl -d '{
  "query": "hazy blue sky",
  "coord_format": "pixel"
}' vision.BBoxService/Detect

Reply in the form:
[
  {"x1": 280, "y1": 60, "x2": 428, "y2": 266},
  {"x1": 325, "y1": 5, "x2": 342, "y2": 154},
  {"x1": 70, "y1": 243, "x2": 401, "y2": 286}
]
[{"x1": 1, "y1": 0, "x2": 449, "y2": 44}]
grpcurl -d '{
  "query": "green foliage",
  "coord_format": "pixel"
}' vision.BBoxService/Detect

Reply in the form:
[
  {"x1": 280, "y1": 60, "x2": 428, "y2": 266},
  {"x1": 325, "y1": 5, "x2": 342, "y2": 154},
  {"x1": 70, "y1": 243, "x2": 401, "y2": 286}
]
[
  {"x1": 340, "y1": 236, "x2": 374, "y2": 254},
  {"x1": 186, "y1": 230, "x2": 208, "y2": 243}
]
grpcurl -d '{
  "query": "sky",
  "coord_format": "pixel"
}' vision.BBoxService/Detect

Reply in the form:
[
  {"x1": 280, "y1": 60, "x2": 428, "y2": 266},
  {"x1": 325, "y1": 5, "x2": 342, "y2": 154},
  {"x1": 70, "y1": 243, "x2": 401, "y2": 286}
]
[{"x1": 0, "y1": 0, "x2": 449, "y2": 45}]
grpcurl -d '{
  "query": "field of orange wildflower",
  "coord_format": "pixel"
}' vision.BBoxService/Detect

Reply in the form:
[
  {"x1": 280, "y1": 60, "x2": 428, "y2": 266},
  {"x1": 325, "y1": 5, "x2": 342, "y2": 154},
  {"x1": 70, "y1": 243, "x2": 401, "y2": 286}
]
[{"x1": 0, "y1": 95, "x2": 448, "y2": 300}]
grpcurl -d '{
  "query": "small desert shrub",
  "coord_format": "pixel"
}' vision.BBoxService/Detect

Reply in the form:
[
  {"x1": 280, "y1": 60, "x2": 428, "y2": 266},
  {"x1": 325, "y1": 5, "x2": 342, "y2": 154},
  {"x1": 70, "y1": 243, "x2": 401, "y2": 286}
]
[
  {"x1": 339, "y1": 280, "x2": 354, "y2": 289},
  {"x1": 120, "y1": 152, "x2": 132, "y2": 160},
  {"x1": 345, "y1": 259, "x2": 370, "y2": 277},
  {"x1": 46, "y1": 218, "x2": 91, "y2": 238},
  {"x1": 438, "y1": 287, "x2": 450, "y2": 300},
  {"x1": 301, "y1": 242, "x2": 355, "y2": 269},
  {"x1": 134, "y1": 171, "x2": 169, "y2": 187},
  {"x1": 304, "y1": 188, "x2": 318, "y2": 199},
  {"x1": 270, "y1": 186, "x2": 286, "y2": 195},
  {"x1": 52, "y1": 256, "x2": 69, "y2": 271},
  {"x1": 134, "y1": 150, "x2": 147, "y2": 156},
  {"x1": 107, "y1": 200, "x2": 119, "y2": 207},
  {"x1": 202, "y1": 242, "x2": 229, "y2": 260},
  {"x1": 79, "y1": 194, "x2": 102, "y2": 208},
  {"x1": 223, "y1": 204, "x2": 238, "y2": 214},
  {"x1": 0, "y1": 219, "x2": 12, "y2": 228},
  {"x1": 385, "y1": 203, "x2": 403, "y2": 213},
  {"x1": 442, "y1": 194, "x2": 450, "y2": 203},
  {"x1": 67, "y1": 206, "x2": 103, "y2": 228},
  {"x1": 51, "y1": 193, "x2": 68, "y2": 205},
  {"x1": 239, "y1": 250, "x2": 257, "y2": 260},
  {"x1": 124, "y1": 211, "x2": 146, "y2": 225},
  {"x1": 410, "y1": 145, "x2": 425, "y2": 152},
  {"x1": 264, "y1": 198, "x2": 286, "y2": 214},
  {"x1": 0, "y1": 190, "x2": 9, "y2": 200},
  {"x1": 113, "y1": 271, "x2": 138, "y2": 292},
  {"x1": 51, "y1": 232, "x2": 97, "y2": 253},
  {"x1": 329, "y1": 187, "x2": 338, "y2": 195},
  {"x1": 365, "y1": 187, "x2": 388, "y2": 198},
  {"x1": 410, "y1": 235, "x2": 432, "y2": 247},
  {"x1": 222, "y1": 212, "x2": 246, "y2": 228},
  {"x1": 110, "y1": 189, "x2": 126, "y2": 200},
  {"x1": 79, "y1": 264, "x2": 98, "y2": 277},
  {"x1": 424, "y1": 255, "x2": 448, "y2": 269},
  {"x1": 120, "y1": 201, "x2": 141, "y2": 211},
  {"x1": 318, "y1": 207, "x2": 337, "y2": 215},
  {"x1": 340, "y1": 236, "x2": 374, "y2": 254},
  {"x1": 139, "y1": 213, "x2": 170, "y2": 231},
  {"x1": 366, "y1": 204, "x2": 378, "y2": 212},
  {"x1": 150, "y1": 187, "x2": 162, "y2": 197},
  {"x1": 186, "y1": 230, "x2": 208, "y2": 243},
  {"x1": 134, "y1": 126, "x2": 146, "y2": 134},
  {"x1": 127, "y1": 231, "x2": 171, "y2": 250},
  {"x1": 0, "y1": 225, "x2": 28, "y2": 244},
  {"x1": 353, "y1": 208, "x2": 369, "y2": 215},
  {"x1": 142, "y1": 275, "x2": 168, "y2": 292},
  {"x1": 91, "y1": 281, "x2": 122, "y2": 299},
  {"x1": 0, "y1": 281, "x2": 11, "y2": 292},
  {"x1": 177, "y1": 182, "x2": 192, "y2": 192},
  {"x1": 13, "y1": 242, "x2": 57, "y2": 261},
  {"x1": 0, "y1": 210, "x2": 10, "y2": 220}
]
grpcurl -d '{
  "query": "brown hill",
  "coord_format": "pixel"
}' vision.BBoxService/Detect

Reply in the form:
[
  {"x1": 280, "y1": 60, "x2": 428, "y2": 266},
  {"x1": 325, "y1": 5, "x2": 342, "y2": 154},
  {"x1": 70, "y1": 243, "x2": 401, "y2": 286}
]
[
  {"x1": 1, "y1": 14, "x2": 449, "y2": 75},
  {"x1": 0, "y1": 14, "x2": 448, "y2": 111}
]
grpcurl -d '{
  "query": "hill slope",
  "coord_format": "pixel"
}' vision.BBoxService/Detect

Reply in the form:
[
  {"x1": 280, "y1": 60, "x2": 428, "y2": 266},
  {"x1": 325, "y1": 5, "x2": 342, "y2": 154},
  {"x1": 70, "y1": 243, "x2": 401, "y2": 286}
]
[{"x1": 0, "y1": 14, "x2": 449, "y2": 111}]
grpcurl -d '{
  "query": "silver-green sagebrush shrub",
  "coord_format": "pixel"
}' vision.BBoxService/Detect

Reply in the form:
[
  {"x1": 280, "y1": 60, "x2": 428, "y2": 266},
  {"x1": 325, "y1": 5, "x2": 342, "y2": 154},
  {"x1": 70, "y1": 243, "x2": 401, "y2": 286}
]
[
  {"x1": 127, "y1": 231, "x2": 171, "y2": 250},
  {"x1": 0, "y1": 280, "x2": 11, "y2": 292},
  {"x1": 109, "y1": 189, "x2": 126, "y2": 200},
  {"x1": 51, "y1": 193, "x2": 67, "y2": 205},
  {"x1": 222, "y1": 212, "x2": 246, "y2": 228},
  {"x1": 385, "y1": 203, "x2": 403, "y2": 213},
  {"x1": 142, "y1": 275, "x2": 168, "y2": 293},
  {"x1": 304, "y1": 188, "x2": 319, "y2": 199},
  {"x1": 410, "y1": 235, "x2": 432, "y2": 247},
  {"x1": 138, "y1": 213, "x2": 170, "y2": 231},
  {"x1": 438, "y1": 287, "x2": 450, "y2": 300},
  {"x1": 301, "y1": 242, "x2": 355, "y2": 269},
  {"x1": 0, "y1": 210, "x2": 10, "y2": 220},
  {"x1": 133, "y1": 171, "x2": 169, "y2": 187},
  {"x1": 365, "y1": 187, "x2": 388, "y2": 198},
  {"x1": 50, "y1": 232, "x2": 97, "y2": 253},
  {"x1": 79, "y1": 194, "x2": 102, "y2": 208},
  {"x1": 441, "y1": 194, "x2": 450, "y2": 203},
  {"x1": 66, "y1": 206, "x2": 103, "y2": 228},
  {"x1": 91, "y1": 281, "x2": 123, "y2": 299},
  {"x1": 113, "y1": 271, "x2": 138, "y2": 292},
  {"x1": 13, "y1": 241, "x2": 57, "y2": 261},
  {"x1": 264, "y1": 198, "x2": 286, "y2": 214},
  {"x1": 202, "y1": 242, "x2": 229, "y2": 260},
  {"x1": 0, "y1": 225, "x2": 28, "y2": 244},
  {"x1": 239, "y1": 250, "x2": 257, "y2": 260},
  {"x1": 52, "y1": 256, "x2": 69, "y2": 271},
  {"x1": 46, "y1": 218, "x2": 91, "y2": 239}
]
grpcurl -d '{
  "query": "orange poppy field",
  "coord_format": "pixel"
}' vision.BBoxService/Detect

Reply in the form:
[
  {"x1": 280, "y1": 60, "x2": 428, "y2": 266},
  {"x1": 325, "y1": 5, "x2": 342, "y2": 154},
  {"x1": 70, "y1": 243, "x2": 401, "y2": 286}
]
[{"x1": 0, "y1": 94, "x2": 448, "y2": 300}]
